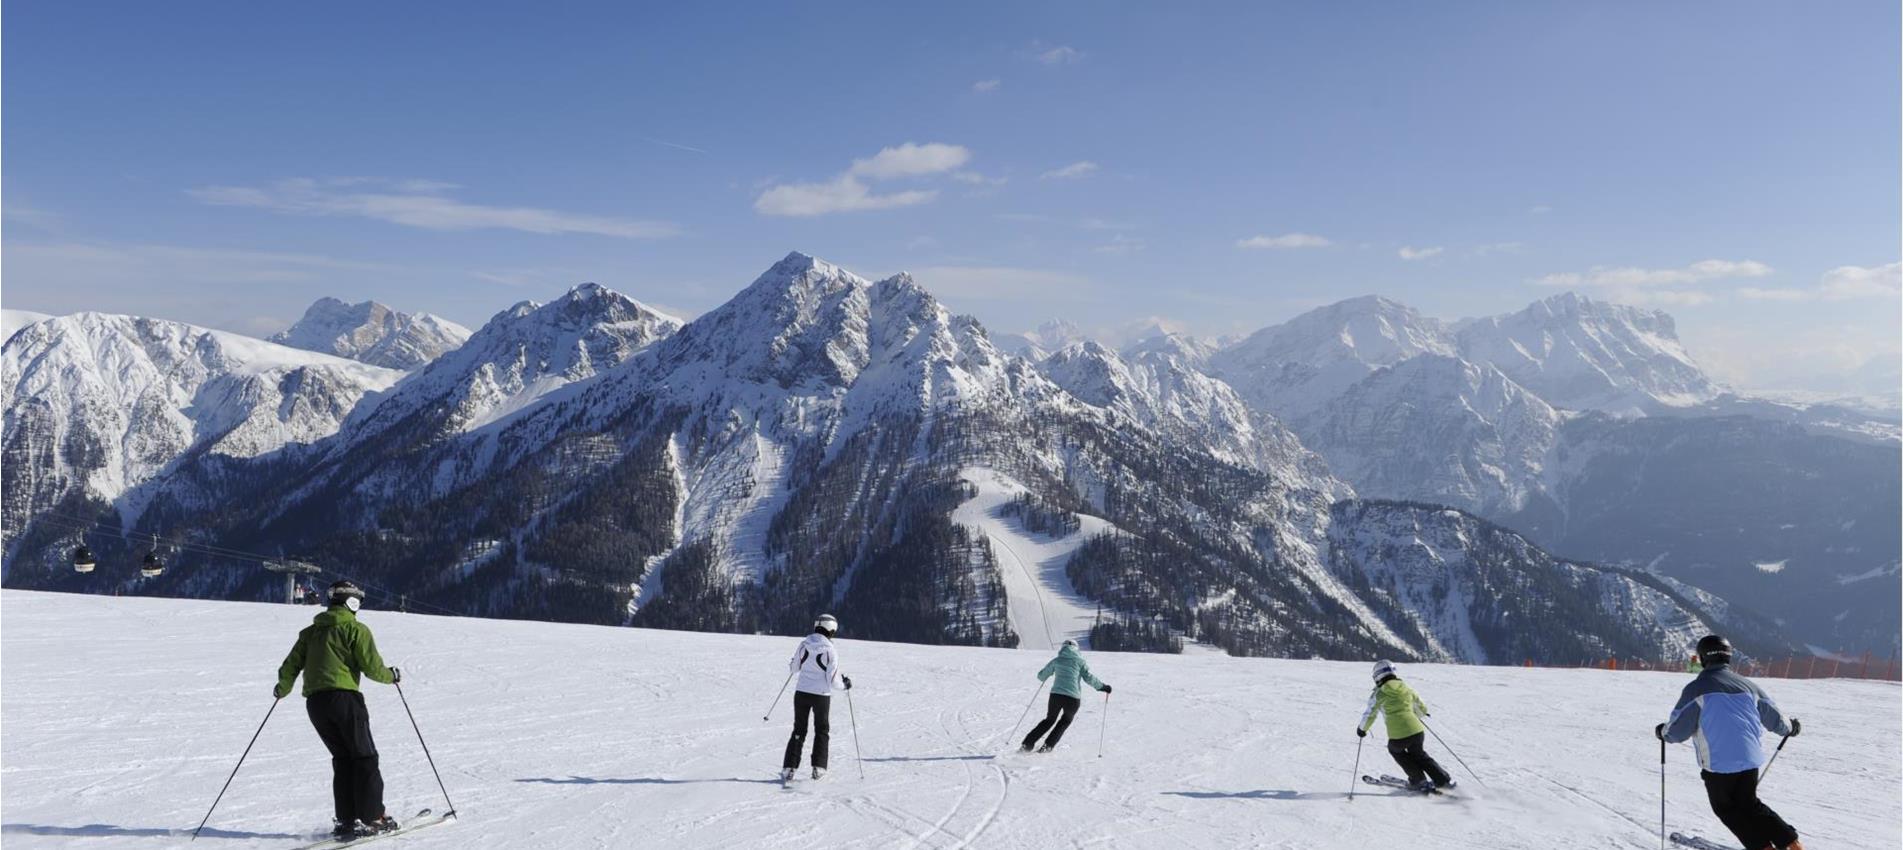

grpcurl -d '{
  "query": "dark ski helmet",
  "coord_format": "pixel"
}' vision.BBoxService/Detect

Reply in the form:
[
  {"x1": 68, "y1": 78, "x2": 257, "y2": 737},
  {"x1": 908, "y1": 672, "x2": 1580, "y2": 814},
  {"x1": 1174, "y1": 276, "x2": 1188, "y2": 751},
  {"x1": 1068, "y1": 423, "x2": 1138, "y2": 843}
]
[
  {"x1": 1695, "y1": 634, "x2": 1733, "y2": 667},
  {"x1": 329, "y1": 580, "x2": 366, "y2": 611}
]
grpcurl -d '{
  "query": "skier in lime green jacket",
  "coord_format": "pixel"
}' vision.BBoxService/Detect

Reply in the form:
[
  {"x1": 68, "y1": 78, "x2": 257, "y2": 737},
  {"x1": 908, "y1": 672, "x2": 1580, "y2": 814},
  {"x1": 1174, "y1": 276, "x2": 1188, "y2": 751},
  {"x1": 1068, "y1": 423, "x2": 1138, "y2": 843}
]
[
  {"x1": 1356, "y1": 660, "x2": 1453, "y2": 791},
  {"x1": 274, "y1": 581, "x2": 402, "y2": 840}
]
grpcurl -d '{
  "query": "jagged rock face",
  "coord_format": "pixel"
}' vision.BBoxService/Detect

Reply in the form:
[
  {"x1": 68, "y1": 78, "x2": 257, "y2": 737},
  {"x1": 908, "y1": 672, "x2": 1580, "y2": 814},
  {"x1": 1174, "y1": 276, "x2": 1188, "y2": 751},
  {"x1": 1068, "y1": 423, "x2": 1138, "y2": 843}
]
[
  {"x1": 1305, "y1": 355, "x2": 1561, "y2": 516},
  {"x1": 1209, "y1": 296, "x2": 1457, "y2": 428},
  {"x1": 1454, "y1": 292, "x2": 1719, "y2": 415},
  {"x1": 271, "y1": 297, "x2": 471, "y2": 371},
  {"x1": 1326, "y1": 501, "x2": 1733, "y2": 664},
  {"x1": 1, "y1": 313, "x2": 400, "y2": 568}
]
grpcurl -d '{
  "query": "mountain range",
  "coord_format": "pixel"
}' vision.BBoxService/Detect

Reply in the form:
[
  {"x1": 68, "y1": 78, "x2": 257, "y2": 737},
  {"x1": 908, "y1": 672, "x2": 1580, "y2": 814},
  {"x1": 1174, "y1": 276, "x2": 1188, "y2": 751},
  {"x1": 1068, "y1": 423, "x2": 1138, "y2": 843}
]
[{"x1": 4, "y1": 253, "x2": 1893, "y2": 657}]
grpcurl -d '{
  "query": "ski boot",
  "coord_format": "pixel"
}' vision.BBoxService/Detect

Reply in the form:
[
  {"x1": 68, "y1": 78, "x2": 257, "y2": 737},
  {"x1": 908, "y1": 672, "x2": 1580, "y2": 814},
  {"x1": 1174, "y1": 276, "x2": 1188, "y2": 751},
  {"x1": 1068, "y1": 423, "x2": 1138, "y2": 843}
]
[
  {"x1": 1438, "y1": 779, "x2": 1457, "y2": 792},
  {"x1": 812, "y1": 767, "x2": 827, "y2": 780},
  {"x1": 1036, "y1": 744, "x2": 1055, "y2": 754},
  {"x1": 330, "y1": 820, "x2": 356, "y2": 841},
  {"x1": 780, "y1": 767, "x2": 797, "y2": 782},
  {"x1": 1406, "y1": 779, "x2": 1435, "y2": 794},
  {"x1": 1019, "y1": 742, "x2": 1035, "y2": 753},
  {"x1": 360, "y1": 814, "x2": 400, "y2": 835}
]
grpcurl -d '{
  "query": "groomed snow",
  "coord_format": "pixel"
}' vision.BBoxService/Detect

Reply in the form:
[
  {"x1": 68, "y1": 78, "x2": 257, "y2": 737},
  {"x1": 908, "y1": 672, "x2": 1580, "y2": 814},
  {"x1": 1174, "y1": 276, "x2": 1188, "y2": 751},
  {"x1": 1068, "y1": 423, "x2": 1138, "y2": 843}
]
[
  {"x1": 952, "y1": 468, "x2": 1113, "y2": 650},
  {"x1": 3, "y1": 591, "x2": 1896, "y2": 849}
]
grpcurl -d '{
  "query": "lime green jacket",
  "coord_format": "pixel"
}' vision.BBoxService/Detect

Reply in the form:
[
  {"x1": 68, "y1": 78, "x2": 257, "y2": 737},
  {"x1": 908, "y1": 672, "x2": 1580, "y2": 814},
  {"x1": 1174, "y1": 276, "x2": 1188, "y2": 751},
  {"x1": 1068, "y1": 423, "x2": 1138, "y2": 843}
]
[
  {"x1": 275, "y1": 607, "x2": 395, "y2": 698},
  {"x1": 1358, "y1": 677, "x2": 1428, "y2": 739}
]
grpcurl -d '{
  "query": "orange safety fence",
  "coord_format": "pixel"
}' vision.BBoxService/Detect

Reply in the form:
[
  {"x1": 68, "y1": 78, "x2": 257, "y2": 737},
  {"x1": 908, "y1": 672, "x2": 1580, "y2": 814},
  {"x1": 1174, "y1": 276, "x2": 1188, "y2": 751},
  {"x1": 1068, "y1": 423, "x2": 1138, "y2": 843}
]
[{"x1": 1515, "y1": 652, "x2": 1902, "y2": 681}]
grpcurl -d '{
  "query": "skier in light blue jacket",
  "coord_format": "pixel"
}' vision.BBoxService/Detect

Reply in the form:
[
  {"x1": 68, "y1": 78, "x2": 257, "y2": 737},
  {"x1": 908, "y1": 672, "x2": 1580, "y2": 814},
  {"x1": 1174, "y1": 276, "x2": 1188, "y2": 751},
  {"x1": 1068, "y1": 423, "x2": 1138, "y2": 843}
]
[
  {"x1": 1021, "y1": 639, "x2": 1110, "y2": 753},
  {"x1": 1656, "y1": 635, "x2": 1803, "y2": 850}
]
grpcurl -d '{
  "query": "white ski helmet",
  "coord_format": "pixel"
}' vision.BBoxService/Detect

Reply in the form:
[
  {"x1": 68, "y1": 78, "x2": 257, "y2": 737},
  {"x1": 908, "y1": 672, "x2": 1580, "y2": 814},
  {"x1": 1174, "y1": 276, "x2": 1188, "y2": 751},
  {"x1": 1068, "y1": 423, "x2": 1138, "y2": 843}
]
[
  {"x1": 814, "y1": 614, "x2": 839, "y2": 635},
  {"x1": 1062, "y1": 638, "x2": 1079, "y2": 649},
  {"x1": 1372, "y1": 660, "x2": 1397, "y2": 682}
]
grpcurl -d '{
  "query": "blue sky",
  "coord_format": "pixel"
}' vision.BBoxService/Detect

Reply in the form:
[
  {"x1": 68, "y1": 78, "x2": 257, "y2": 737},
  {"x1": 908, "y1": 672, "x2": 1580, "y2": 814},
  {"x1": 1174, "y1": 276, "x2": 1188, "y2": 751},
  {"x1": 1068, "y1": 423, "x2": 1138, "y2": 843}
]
[{"x1": 4, "y1": 2, "x2": 1898, "y2": 393}]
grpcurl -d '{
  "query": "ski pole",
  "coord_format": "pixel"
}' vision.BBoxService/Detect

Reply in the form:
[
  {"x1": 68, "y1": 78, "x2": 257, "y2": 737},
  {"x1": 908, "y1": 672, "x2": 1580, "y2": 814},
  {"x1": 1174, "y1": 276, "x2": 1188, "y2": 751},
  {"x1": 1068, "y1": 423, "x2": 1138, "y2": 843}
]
[
  {"x1": 1003, "y1": 680, "x2": 1045, "y2": 748},
  {"x1": 1422, "y1": 719, "x2": 1486, "y2": 787},
  {"x1": 1658, "y1": 734, "x2": 1667, "y2": 850},
  {"x1": 1759, "y1": 734, "x2": 1791, "y2": 783},
  {"x1": 763, "y1": 671, "x2": 794, "y2": 722},
  {"x1": 395, "y1": 680, "x2": 458, "y2": 816},
  {"x1": 845, "y1": 686, "x2": 866, "y2": 780},
  {"x1": 1097, "y1": 692, "x2": 1110, "y2": 758},
  {"x1": 1349, "y1": 733, "x2": 1365, "y2": 801},
  {"x1": 192, "y1": 697, "x2": 280, "y2": 841}
]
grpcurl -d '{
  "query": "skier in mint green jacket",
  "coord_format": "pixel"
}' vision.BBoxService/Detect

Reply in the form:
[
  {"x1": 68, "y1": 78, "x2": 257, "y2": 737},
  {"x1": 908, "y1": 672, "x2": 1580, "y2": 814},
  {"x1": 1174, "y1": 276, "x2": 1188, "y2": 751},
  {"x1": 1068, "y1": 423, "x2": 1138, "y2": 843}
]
[{"x1": 1021, "y1": 639, "x2": 1110, "y2": 753}]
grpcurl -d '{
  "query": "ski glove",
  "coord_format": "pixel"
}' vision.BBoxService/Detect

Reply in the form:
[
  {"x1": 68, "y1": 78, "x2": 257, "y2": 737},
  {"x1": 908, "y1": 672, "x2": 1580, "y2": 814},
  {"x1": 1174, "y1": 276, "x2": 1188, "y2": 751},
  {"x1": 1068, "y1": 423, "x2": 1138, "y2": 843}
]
[
  {"x1": 1653, "y1": 723, "x2": 1666, "y2": 741},
  {"x1": 1787, "y1": 718, "x2": 1800, "y2": 737},
  {"x1": 1100, "y1": 684, "x2": 1112, "y2": 694},
  {"x1": 273, "y1": 684, "x2": 290, "y2": 699},
  {"x1": 841, "y1": 675, "x2": 852, "y2": 690},
  {"x1": 390, "y1": 667, "x2": 401, "y2": 684},
  {"x1": 1356, "y1": 727, "x2": 1368, "y2": 738}
]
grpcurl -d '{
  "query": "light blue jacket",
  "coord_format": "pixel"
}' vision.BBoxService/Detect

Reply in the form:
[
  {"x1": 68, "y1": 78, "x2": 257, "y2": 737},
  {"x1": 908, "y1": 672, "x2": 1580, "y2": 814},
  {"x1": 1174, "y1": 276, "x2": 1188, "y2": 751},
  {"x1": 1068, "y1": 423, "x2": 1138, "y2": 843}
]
[
  {"x1": 1663, "y1": 664, "x2": 1791, "y2": 774},
  {"x1": 1037, "y1": 644, "x2": 1106, "y2": 699}
]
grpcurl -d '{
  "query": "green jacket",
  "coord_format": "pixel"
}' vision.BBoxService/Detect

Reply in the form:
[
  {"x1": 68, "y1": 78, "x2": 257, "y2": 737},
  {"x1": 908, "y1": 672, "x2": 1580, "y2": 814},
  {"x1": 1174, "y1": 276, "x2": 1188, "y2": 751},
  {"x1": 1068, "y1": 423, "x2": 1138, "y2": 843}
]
[
  {"x1": 275, "y1": 606, "x2": 395, "y2": 698},
  {"x1": 1037, "y1": 644, "x2": 1106, "y2": 699},
  {"x1": 1358, "y1": 677, "x2": 1428, "y2": 739}
]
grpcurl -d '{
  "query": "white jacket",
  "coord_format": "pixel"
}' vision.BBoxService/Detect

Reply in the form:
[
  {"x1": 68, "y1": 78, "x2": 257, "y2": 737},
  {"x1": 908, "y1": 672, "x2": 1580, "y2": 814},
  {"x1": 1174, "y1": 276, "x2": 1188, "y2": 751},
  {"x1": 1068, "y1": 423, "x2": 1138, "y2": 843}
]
[{"x1": 788, "y1": 633, "x2": 841, "y2": 695}]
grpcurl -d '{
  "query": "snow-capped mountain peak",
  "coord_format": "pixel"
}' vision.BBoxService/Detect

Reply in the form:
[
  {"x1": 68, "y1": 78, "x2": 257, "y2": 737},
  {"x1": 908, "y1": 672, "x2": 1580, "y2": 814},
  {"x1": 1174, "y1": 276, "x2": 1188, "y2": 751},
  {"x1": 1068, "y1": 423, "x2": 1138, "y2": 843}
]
[
  {"x1": 271, "y1": 297, "x2": 471, "y2": 371},
  {"x1": 1209, "y1": 295, "x2": 1456, "y2": 427},
  {"x1": 1454, "y1": 291, "x2": 1720, "y2": 415}
]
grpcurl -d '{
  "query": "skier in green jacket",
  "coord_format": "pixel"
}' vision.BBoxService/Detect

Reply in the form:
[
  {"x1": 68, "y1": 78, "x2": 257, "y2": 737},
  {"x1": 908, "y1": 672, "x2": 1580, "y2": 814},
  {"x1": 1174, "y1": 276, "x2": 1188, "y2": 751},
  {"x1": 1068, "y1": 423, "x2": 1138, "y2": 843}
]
[
  {"x1": 274, "y1": 581, "x2": 402, "y2": 840},
  {"x1": 1357, "y1": 660, "x2": 1453, "y2": 792},
  {"x1": 1021, "y1": 639, "x2": 1111, "y2": 753}
]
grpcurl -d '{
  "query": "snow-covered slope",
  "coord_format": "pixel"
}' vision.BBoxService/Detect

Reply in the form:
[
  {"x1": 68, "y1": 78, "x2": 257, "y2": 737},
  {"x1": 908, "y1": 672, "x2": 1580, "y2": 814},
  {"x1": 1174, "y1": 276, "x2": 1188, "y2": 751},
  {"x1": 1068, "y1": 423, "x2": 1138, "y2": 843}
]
[
  {"x1": 271, "y1": 298, "x2": 471, "y2": 371},
  {"x1": 1209, "y1": 296, "x2": 1456, "y2": 427},
  {"x1": 1305, "y1": 355, "x2": 1562, "y2": 516},
  {"x1": 999, "y1": 318, "x2": 1087, "y2": 360},
  {"x1": 1, "y1": 313, "x2": 400, "y2": 543},
  {"x1": 1, "y1": 308, "x2": 54, "y2": 342},
  {"x1": 1037, "y1": 340, "x2": 1345, "y2": 489},
  {"x1": 337, "y1": 282, "x2": 680, "y2": 451},
  {"x1": 3, "y1": 591, "x2": 1895, "y2": 850},
  {"x1": 1455, "y1": 293, "x2": 1720, "y2": 415}
]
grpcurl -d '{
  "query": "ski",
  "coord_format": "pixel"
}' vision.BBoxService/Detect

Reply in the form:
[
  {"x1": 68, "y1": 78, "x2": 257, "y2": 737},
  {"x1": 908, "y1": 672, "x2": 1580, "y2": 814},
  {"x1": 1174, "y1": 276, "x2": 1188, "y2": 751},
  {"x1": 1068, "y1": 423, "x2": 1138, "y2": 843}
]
[
  {"x1": 1360, "y1": 774, "x2": 1447, "y2": 795},
  {"x1": 293, "y1": 808, "x2": 454, "y2": 849},
  {"x1": 1668, "y1": 833, "x2": 1740, "y2": 850}
]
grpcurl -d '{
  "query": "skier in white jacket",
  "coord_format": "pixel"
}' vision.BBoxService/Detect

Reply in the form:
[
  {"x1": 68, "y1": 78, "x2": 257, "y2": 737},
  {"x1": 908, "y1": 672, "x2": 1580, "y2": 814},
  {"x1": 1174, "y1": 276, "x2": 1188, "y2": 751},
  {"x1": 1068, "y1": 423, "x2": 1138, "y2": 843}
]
[{"x1": 782, "y1": 614, "x2": 851, "y2": 781}]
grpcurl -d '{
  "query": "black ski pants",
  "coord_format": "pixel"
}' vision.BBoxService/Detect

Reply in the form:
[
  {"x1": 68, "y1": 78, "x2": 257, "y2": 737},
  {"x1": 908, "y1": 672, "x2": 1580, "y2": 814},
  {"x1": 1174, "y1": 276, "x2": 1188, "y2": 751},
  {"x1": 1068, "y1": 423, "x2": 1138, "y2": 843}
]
[
  {"x1": 306, "y1": 689, "x2": 386, "y2": 825},
  {"x1": 1702, "y1": 768, "x2": 1798, "y2": 850},
  {"x1": 1386, "y1": 732, "x2": 1452, "y2": 786},
  {"x1": 783, "y1": 691, "x2": 831, "y2": 770},
  {"x1": 1023, "y1": 694, "x2": 1082, "y2": 750}
]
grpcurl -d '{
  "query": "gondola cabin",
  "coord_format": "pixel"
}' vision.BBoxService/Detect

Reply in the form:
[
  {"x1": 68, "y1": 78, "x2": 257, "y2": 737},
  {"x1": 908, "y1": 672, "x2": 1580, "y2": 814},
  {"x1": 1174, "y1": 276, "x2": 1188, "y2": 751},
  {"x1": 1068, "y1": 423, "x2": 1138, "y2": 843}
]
[
  {"x1": 72, "y1": 545, "x2": 96, "y2": 573},
  {"x1": 140, "y1": 550, "x2": 165, "y2": 578}
]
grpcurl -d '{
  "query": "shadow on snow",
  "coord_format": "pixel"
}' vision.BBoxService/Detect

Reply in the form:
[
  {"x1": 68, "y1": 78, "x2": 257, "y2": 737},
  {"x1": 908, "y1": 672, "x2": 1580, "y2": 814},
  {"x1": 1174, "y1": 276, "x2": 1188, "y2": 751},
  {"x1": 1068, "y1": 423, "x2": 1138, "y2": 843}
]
[{"x1": 1, "y1": 823, "x2": 306, "y2": 839}]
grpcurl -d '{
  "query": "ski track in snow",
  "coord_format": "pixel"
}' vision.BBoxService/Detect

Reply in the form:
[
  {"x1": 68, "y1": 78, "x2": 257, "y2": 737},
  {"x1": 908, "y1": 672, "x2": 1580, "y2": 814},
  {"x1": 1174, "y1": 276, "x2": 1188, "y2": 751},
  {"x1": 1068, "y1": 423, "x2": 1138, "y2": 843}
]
[
  {"x1": 2, "y1": 591, "x2": 1898, "y2": 850},
  {"x1": 951, "y1": 468, "x2": 1111, "y2": 651}
]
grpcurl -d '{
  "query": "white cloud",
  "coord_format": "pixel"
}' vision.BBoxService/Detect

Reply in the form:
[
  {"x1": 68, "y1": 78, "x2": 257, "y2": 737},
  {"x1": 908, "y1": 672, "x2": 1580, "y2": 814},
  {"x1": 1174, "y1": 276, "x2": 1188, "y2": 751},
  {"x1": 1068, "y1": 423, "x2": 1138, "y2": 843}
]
[
  {"x1": 1036, "y1": 45, "x2": 1082, "y2": 65},
  {"x1": 1236, "y1": 233, "x2": 1332, "y2": 249},
  {"x1": 913, "y1": 265, "x2": 1093, "y2": 302},
  {"x1": 973, "y1": 79, "x2": 1002, "y2": 93},
  {"x1": 757, "y1": 143, "x2": 971, "y2": 217},
  {"x1": 1399, "y1": 246, "x2": 1444, "y2": 261},
  {"x1": 952, "y1": 171, "x2": 1008, "y2": 186},
  {"x1": 848, "y1": 143, "x2": 972, "y2": 179},
  {"x1": 1819, "y1": 262, "x2": 1902, "y2": 299},
  {"x1": 190, "y1": 178, "x2": 679, "y2": 239},
  {"x1": 1039, "y1": 161, "x2": 1099, "y2": 180},
  {"x1": 1734, "y1": 262, "x2": 1901, "y2": 302},
  {"x1": 753, "y1": 176, "x2": 937, "y2": 217},
  {"x1": 1532, "y1": 259, "x2": 1772, "y2": 288}
]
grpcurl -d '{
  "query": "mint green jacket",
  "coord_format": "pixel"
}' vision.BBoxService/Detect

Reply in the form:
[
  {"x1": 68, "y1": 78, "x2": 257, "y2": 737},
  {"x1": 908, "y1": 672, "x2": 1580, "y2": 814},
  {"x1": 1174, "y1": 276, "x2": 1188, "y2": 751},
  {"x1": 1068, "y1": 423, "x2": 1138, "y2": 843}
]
[
  {"x1": 276, "y1": 607, "x2": 395, "y2": 698},
  {"x1": 1358, "y1": 677, "x2": 1428, "y2": 739},
  {"x1": 1037, "y1": 644, "x2": 1106, "y2": 699}
]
